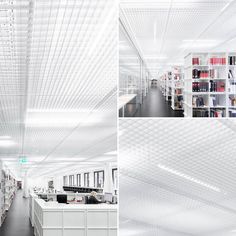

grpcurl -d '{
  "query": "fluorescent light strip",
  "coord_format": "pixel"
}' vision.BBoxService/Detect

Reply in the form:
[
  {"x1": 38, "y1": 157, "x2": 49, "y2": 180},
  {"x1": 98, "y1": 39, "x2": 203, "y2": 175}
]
[
  {"x1": 221, "y1": 0, "x2": 234, "y2": 12},
  {"x1": 158, "y1": 164, "x2": 221, "y2": 192}
]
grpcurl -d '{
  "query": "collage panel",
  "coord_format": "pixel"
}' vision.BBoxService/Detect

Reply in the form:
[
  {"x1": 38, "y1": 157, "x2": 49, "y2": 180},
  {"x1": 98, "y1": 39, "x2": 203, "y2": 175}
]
[
  {"x1": 119, "y1": 119, "x2": 236, "y2": 236},
  {"x1": 0, "y1": 0, "x2": 118, "y2": 236},
  {"x1": 119, "y1": 0, "x2": 236, "y2": 118}
]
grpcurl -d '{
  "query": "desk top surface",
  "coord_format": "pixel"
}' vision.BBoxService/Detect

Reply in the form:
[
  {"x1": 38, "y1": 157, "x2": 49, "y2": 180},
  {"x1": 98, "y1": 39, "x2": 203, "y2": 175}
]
[
  {"x1": 35, "y1": 198, "x2": 117, "y2": 210},
  {"x1": 119, "y1": 94, "x2": 137, "y2": 109}
]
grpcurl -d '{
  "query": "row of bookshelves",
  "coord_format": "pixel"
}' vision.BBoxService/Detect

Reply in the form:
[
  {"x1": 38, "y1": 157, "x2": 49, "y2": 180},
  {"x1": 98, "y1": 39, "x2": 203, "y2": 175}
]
[
  {"x1": 0, "y1": 161, "x2": 17, "y2": 226},
  {"x1": 159, "y1": 67, "x2": 184, "y2": 111}
]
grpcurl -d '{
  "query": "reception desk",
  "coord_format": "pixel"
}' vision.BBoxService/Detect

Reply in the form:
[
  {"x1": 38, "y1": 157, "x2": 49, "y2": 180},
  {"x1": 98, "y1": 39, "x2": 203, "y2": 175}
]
[{"x1": 33, "y1": 198, "x2": 117, "y2": 236}]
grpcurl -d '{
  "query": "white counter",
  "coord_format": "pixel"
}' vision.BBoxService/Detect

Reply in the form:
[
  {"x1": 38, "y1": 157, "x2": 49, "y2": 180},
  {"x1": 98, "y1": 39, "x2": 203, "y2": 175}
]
[
  {"x1": 119, "y1": 94, "x2": 137, "y2": 109},
  {"x1": 33, "y1": 198, "x2": 117, "y2": 236}
]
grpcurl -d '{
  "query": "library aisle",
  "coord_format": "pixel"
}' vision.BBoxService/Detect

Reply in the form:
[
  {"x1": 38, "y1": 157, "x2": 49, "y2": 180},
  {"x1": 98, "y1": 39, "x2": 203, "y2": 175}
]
[
  {"x1": 134, "y1": 87, "x2": 184, "y2": 117},
  {"x1": 119, "y1": 0, "x2": 236, "y2": 118},
  {"x1": 0, "y1": 190, "x2": 34, "y2": 236}
]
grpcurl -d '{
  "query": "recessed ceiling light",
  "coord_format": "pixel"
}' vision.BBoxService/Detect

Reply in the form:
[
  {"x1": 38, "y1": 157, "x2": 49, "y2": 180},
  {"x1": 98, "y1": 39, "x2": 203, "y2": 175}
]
[
  {"x1": 221, "y1": 0, "x2": 234, "y2": 12},
  {"x1": 104, "y1": 151, "x2": 117, "y2": 155},
  {"x1": 158, "y1": 164, "x2": 221, "y2": 192},
  {"x1": 180, "y1": 39, "x2": 219, "y2": 49},
  {"x1": 0, "y1": 136, "x2": 12, "y2": 139},
  {"x1": 0, "y1": 140, "x2": 16, "y2": 147}
]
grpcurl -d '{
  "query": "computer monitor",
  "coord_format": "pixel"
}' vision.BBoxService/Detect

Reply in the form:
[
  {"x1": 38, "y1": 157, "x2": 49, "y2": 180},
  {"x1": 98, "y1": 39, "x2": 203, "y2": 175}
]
[
  {"x1": 104, "y1": 192, "x2": 113, "y2": 202},
  {"x1": 57, "y1": 194, "x2": 67, "y2": 204}
]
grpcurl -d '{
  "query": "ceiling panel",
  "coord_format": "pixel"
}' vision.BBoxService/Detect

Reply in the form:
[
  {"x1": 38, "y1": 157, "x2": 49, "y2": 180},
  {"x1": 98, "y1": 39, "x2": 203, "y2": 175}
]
[
  {"x1": 0, "y1": 0, "x2": 117, "y2": 179},
  {"x1": 120, "y1": 0, "x2": 236, "y2": 77},
  {"x1": 119, "y1": 119, "x2": 236, "y2": 236}
]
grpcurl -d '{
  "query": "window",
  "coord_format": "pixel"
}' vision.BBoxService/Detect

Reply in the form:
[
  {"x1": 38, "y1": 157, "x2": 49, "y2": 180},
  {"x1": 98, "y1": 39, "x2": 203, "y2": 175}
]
[
  {"x1": 84, "y1": 173, "x2": 89, "y2": 187},
  {"x1": 76, "y1": 174, "x2": 81, "y2": 187},
  {"x1": 63, "y1": 176, "x2": 68, "y2": 186},
  {"x1": 112, "y1": 168, "x2": 118, "y2": 189},
  {"x1": 69, "y1": 175, "x2": 74, "y2": 186},
  {"x1": 94, "y1": 170, "x2": 104, "y2": 188}
]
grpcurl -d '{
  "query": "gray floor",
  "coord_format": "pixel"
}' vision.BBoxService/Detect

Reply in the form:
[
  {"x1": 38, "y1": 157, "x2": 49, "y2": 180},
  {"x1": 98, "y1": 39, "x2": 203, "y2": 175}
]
[
  {"x1": 0, "y1": 190, "x2": 34, "y2": 236},
  {"x1": 132, "y1": 86, "x2": 184, "y2": 117}
]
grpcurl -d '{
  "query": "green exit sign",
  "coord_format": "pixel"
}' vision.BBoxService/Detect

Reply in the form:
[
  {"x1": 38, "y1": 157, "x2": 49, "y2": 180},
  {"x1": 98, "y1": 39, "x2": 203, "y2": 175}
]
[{"x1": 19, "y1": 156, "x2": 27, "y2": 164}]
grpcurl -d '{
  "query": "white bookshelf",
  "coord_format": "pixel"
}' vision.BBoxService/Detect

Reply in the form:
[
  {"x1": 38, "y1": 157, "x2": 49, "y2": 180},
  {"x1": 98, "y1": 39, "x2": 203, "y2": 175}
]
[
  {"x1": 0, "y1": 161, "x2": 17, "y2": 226},
  {"x1": 165, "y1": 72, "x2": 172, "y2": 101},
  {"x1": 159, "y1": 74, "x2": 167, "y2": 97},
  {"x1": 183, "y1": 52, "x2": 236, "y2": 117},
  {"x1": 171, "y1": 67, "x2": 184, "y2": 110}
]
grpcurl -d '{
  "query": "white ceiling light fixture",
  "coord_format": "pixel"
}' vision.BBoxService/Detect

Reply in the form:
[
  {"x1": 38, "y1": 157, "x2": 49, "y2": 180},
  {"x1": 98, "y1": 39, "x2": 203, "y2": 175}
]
[
  {"x1": 104, "y1": 151, "x2": 117, "y2": 155},
  {"x1": 0, "y1": 136, "x2": 12, "y2": 139},
  {"x1": 144, "y1": 55, "x2": 168, "y2": 60},
  {"x1": 26, "y1": 109, "x2": 102, "y2": 127},
  {"x1": 221, "y1": 0, "x2": 234, "y2": 12},
  {"x1": 180, "y1": 39, "x2": 220, "y2": 49},
  {"x1": 158, "y1": 164, "x2": 221, "y2": 192},
  {"x1": 0, "y1": 139, "x2": 16, "y2": 147}
]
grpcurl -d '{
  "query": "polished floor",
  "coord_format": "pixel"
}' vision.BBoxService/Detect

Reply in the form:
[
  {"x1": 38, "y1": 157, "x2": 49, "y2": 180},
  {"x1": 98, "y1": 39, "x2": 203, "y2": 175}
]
[
  {"x1": 135, "y1": 86, "x2": 184, "y2": 117},
  {"x1": 0, "y1": 190, "x2": 34, "y2": 236}
]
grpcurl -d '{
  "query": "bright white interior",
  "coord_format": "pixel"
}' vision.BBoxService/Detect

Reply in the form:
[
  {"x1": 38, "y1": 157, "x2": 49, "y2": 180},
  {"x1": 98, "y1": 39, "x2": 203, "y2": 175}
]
[
  {"x1": 119, "y1": 119, "x2": 236, "y2": 236},
  {"x1": 120, "y1": 0, "x2": 236, "y2": 77},
  {"x1": 0, "y1": 0, "x2": 117, "y2": 188}
]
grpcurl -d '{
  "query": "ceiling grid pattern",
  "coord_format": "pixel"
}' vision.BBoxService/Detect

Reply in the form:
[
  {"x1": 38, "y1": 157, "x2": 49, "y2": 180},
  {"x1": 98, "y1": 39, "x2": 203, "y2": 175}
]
[{"x1": 119, "y1": 119, "x2": 236, "y2": 235}]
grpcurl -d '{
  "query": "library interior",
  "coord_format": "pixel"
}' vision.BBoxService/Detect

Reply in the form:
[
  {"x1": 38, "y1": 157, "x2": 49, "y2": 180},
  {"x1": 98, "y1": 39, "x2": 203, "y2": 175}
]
[{"x1": 119, "y1": 0, "x2": 236, "y2": 118}]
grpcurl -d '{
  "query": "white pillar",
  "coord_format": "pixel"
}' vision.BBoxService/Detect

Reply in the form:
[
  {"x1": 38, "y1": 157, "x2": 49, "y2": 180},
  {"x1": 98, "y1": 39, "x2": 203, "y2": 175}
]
[
  {"x1": 103, "y1": 163, "x2": 113, "y2": 194},
  {"x1": 23, "y1": 172, "x2": 29, "y2": 198}
]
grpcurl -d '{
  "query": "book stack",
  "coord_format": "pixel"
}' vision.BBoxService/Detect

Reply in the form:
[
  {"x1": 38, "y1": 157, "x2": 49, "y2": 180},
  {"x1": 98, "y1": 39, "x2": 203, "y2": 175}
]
[
  {"x1": 229, "y1": 96, "x2": 236, "y2": 106},
  {"x1": 209, "y1": 69, "x2": 218, "y2": 79},
  {"x1": 228, "y1": 69, "x2": 236, "y2": 79},
  {"x1": 193, "y1": 109, "x2": 209, "y2": 117},
  {"x1": 193, "y1": 96, "x2": 205, "y2": 107},
  {"x1": 192, "y1": 69, "x2": 209, "y2": 79},
  {"x1": 192, "y1": 58, "x2": 200, "y2": 65},
  {"x1": 229, "y1": 109, "x2": 236, "y2": 117},
  {"x1": 210, "y1": 109, "x2": 224, "y2": 117},
  {"x1": 209, "y1": 57, "x2": 226, "y2": 65},
  {"x1": 229, "y1": 56, "x2": 236, "y2": 65},
  {"x1": 209, "y1": 81, "x2": 225, "y2": 92},
  {"x1": 192, "y1": 82, "x2": 209, "y2": 92}
]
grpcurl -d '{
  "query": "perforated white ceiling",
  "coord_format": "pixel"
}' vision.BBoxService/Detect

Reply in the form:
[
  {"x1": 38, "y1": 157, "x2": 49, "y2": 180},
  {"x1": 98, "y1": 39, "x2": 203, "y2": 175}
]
[
  {"x1": 119, "y1": 119, "x2": 236, "y2": 236},
  {"x1": 0, "y1": 0, "x2": 117, "y2": 179},
  {"x1": 120, "y1": 0, "x2": 236, "y2": 78}
]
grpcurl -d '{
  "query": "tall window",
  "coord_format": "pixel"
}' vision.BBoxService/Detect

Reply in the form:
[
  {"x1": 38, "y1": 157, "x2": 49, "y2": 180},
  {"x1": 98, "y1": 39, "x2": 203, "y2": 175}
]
[
  {"x1": 94, "y1": 170, "x2": 104, "y2": 188},
  {"x1": 69, "y1": 175, "x2": 74, "y2": 186},
  {"x1": 84, "y1": 173, "x2": 89, "y2": 187},
  {"x1": 112, "y1": 168, "x2": 118, "y2": 189},
  {"x1": 63, "y1": 176, "x2": 68, "y2": 186},
  {"x1": 76, "y1": 174, "x2": 81, "y2": 187}
]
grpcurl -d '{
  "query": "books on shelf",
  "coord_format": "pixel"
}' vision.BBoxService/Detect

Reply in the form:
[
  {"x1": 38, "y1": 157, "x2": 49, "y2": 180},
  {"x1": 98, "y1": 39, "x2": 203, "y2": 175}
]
[
  {"x1": 229, "y1": 56, "x2": 236, "y2": 65},
  {"x1": 210, "y1": 109, "x2": 225, "y2": 118},
  {"x1": 209, "y1": 57, "x2": 226, "y2": 65},
  {"x1": 192, "y1": 96, "x2": 206, "y2": 107},
  {"x1": 184, "y1": 52, "x2": 236, "y2": 118},
  {"x1": 192, "y1": 82, "x2": 208, "y2": 92},
  {"x1": 192, "y1": 56, "x2": 226, "y2": 66},
  {"x1": 209, "y1": 81, "x2": 225, "y2": 92},
  {"x1": 193, "y1": 109, "x2": 209, "y2": 117}
]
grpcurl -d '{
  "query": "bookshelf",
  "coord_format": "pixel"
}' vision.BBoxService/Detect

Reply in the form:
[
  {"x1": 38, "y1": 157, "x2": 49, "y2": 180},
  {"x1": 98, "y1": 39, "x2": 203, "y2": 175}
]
[
  {"x1": 183, "y1": 52, "x2": 236, "y2": 117},
  {"x1": 171, "y1": 67, "x2": 184, "y2": 110},
  {"x1": 0, "y1": 162, "x2": 17, "y2": 226},
  {"x1": 165, "y1": 71, "x2": 172, "y2": 101},
  {"x1": 159, "y1": 73, "x2": 167, "y2": 97}
]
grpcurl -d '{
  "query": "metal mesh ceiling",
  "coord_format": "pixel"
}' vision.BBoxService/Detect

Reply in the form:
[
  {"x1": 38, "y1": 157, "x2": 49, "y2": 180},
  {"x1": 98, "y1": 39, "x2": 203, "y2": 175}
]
[
  {"x1": 0, "y1": 0, "x2": 117, "y2": 179},
  {"x1": 120, "y1": 0, "x2": 236, "y2": 77},
  {"x1": 119, "y1": 119, "x2": 236, "y2": 236}
]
